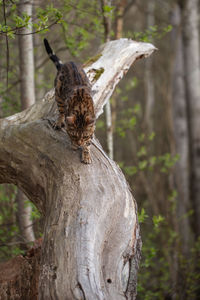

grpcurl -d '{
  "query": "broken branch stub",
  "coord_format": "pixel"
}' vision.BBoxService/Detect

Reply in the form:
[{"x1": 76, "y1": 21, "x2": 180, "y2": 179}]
[{"x1": 85, "y1": 38, "x2": 156, "y2": 118}]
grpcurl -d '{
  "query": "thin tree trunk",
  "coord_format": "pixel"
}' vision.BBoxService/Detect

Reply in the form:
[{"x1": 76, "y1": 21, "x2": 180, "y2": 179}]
[
  {"x1": 17, "y1": 0, "x2": 35, "y2": 245},
  {"x1": 100, "y1": 0, "x2": 112, "y2": 43},
  {"x1": 111, "y1": 0, "x2": 128, "y2": 157},
  {"x1": 115, "y1": 0, "x2": 127, "y2": 39},
  {"x1": 182, "y1": 0, "x2": 200, "y2": 236},
  {"x1": 100, "y1": 0, "x2": 114, "y2": 159},
  {"x1": 170, "y1": 5, "x2": 194, "y2": 298},
  {"x1": 18, "y1": 0, "x2": 35, "y2": 108},
  {"x1": 144, "y1": 0, "x2": 155, "y2": 132},
  {"x1": 34, "y1": 30, "x2": 45, "y2": 101},
  {"x1": 171, "y1": 2, "x2": 193, "y2": 256},
  {"x1": 0, "y1": 39, "x2": 156, "y2": 300}
]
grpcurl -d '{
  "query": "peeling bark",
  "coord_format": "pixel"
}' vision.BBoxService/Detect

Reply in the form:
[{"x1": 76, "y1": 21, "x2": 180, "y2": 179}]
[{"x1": 0, "y1": 39, "x2": 156, "y2": 299}]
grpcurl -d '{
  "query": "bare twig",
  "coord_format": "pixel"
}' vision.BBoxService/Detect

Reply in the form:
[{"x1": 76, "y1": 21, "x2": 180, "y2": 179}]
[{"x1": 0, "y1": 20, "x2": 59, "y2": 36}]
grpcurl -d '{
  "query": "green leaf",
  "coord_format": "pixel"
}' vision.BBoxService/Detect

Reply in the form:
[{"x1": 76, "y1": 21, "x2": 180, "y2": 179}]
[
  {"x1": 138, "y1": 208, "x2": 148, "y2": 223},
  {"x1": 152, "y1": 215, "x2": 165, "y2": 229},
  {"x1": 148, "y1": 132, "x2": 155, "y2": 141},
  {"x1": 137, "y1": 146, "x2": 147, "y2": 157},
  {"x1": 124, "y1": 166, "x2": 138, "y2": 176},
  {"x1": 138, "y1": 160, "x2": 148, "y2": 170},
  {"x1": 103, "y1": 5, "x2": 114, "y2": 12}
]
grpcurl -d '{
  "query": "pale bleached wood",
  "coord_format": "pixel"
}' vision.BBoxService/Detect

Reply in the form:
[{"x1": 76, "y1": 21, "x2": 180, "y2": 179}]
[{"x1": 0, "y1": 39, "x2": 156, "y2": 300}]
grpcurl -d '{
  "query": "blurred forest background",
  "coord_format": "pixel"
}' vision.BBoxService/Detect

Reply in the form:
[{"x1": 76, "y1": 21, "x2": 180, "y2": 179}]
[{"x1": 0, "y1": 0, "x2": 200, "y2": 299}]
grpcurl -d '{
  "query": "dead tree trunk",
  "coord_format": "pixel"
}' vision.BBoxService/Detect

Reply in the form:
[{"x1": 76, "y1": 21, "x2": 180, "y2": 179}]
[{"x1": 0, "y1": 39, "x2": 155, "y2": 300}]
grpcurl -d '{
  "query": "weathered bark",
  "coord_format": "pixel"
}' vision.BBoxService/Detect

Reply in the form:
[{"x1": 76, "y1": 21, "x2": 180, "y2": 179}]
[
  {"x1": 17, "y1": 0, "x2": 35, "y2": 244},
  {"x1": 0, "y1": 39, "x2": 156, "y2": 299},
  {"x1": 182, "y1": 0, "x2": 200, "y2": 236}
]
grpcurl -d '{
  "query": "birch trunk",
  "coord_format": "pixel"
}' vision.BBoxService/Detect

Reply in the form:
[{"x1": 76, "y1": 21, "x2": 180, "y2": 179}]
[
  {"x1": 17, "y1": 0, "x2": 35, "y2": 244},
  {"x1": 0, "y1": 39, "x2": 156, "y2": 299},
  {"x1": 182, "y1": 0, "x2": 200, "y2": 236},
  {"x1": 18, "y1": 0, "x2": 35, "y2": 108}
]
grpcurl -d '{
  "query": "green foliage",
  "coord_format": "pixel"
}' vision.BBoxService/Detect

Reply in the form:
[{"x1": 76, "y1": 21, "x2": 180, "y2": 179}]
[
  {"x1": 152, "y1": 215, "x2": 165, "y2": 231},
  {"x1": 112, "y1": 65, "x2": 199, "y2": 299},
  {"x1": 126, "y1": 24, "x2": 173, "y2": 43},
  {"x1": 0, "y1": 185, "x2": 42, "y2": 261},
  {"x1": 59, "y1": 0, "x2": 103, "y2": 57},
  {"x1": 116, "y1": 104, "x2": 141, "y2": 138},
  {"x1": 13, "y1": 13, "x2": 31, "y2": 28},
  {"x1": 137, "y1": 209, "x2": 200, "y2": 300},
  {"x1": 138, "y1": 208, "x2": 148, "y2": 224},
  {"x1": 30, "y1": 201, "x2": 41, "y2": 221},
  {"x1": 0, "y1": 1, "x2": 64, "y2": 38},
  {"x1": 159, "y1": 153, "x2": 180, "y2": 173},
  {"x1": 0, "y1": 185, "x2": 24, "y2": 261},
  {"x1": 138, "y1": 211, "x2": 170, "y2": 299},
  {"x1": 102, "y1": 3, "x2": 115, "y2": 22},
  {"x1": 122, "y1": 143, "x2": 179, "y2": 176},
  {"x1": 124, "y1": 165, "x2": 138, "y2": 176}
]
